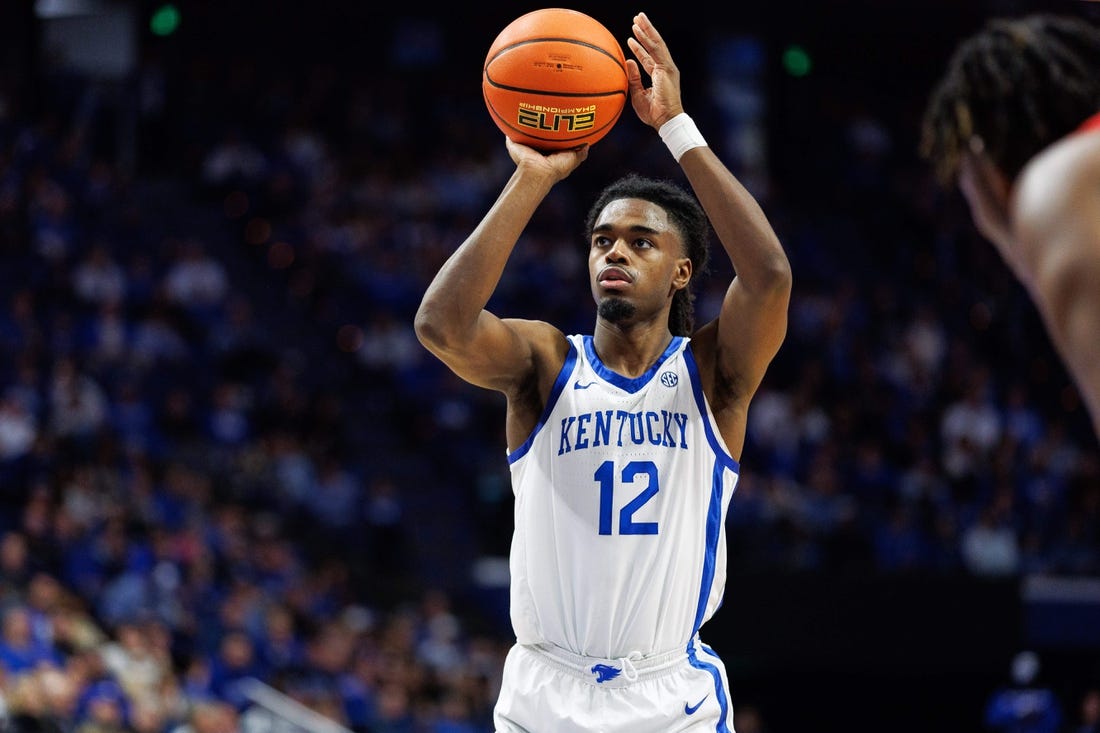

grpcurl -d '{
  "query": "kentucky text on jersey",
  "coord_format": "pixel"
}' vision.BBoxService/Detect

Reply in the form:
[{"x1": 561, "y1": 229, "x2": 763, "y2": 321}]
[{"x1": 557, "y1": 409, "x2": 690, "y2": 455}]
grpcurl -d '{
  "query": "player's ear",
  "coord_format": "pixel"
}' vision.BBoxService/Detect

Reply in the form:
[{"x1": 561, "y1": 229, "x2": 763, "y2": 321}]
[{"x1": 672, "y1": 257, "x2": 692, "y2": 291}]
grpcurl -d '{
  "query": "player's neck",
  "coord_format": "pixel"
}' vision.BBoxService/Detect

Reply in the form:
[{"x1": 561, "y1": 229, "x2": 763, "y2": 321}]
[{"x1": 592, "y1": 320, "x2": 674, "y2": 378}]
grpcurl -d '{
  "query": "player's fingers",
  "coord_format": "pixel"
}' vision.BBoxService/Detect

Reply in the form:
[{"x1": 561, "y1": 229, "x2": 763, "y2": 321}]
[
  {"x1": 626, "y1": 37, "x2": 653, "y2": 74},
  {"x1": 632, "y1": 12, "x2": 668, "y2": 60},
  {"x1": 624, "y1": 58, "x2": 643, "y2": 90}
]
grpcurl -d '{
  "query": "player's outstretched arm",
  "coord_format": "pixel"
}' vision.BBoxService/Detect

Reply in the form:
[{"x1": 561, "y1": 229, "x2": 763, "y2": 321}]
[
  {"x1": 627, "y1": 12, "x2": 791, "y2": 418},
  {"x1": 414, "y1": 139, "x2": 587, "y2": 393}
]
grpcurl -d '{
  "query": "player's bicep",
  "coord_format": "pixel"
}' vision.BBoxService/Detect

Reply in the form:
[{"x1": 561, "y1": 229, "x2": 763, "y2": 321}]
[{"x1": 421, "y1": 310, "x2": 539, "y2": 392}]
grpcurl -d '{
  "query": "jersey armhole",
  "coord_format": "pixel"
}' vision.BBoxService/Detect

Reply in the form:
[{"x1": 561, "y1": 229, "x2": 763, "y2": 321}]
[{"x1": 507, "y1": 341, "x2": 580, "y2": 464}]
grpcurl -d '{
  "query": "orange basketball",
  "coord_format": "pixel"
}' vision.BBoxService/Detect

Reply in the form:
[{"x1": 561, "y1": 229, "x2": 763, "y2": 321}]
[{"x1": 482, "y1": 8, "x2": 629, "y2": 151}]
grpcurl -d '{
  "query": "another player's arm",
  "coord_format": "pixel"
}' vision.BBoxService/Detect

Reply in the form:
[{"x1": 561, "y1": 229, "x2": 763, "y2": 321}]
[
  {"x1": 1012, "y1": 134, "x2": 1100, "y2": 436},
  {"x1": 414, "y1": 140, "x2": 588, "y2": 393}
]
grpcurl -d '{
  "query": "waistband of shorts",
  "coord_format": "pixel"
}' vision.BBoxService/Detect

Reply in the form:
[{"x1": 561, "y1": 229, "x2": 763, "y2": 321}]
[{"x1": 524, "y1": 642, "x2": 687, "y2": 687}]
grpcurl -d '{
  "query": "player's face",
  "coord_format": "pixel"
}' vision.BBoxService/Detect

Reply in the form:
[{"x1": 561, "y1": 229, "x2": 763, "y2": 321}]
[{"x1": 588, "y1": 198, "x2": 691, "y2": 324}]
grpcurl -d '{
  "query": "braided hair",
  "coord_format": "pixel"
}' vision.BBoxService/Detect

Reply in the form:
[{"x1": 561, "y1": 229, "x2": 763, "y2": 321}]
[
  {"x1": 584, "y1": 174, "x2": 711, "y2": 337},
  {"x1": 920, "y1": 13, "x2": 1100, "y2": 185}
]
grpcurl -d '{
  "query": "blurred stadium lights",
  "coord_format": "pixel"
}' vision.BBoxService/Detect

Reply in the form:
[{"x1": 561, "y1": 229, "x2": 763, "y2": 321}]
[
  {"x1": 149, "y1": 3, "x2": 180, "y2": 36},
  {"x1": 782, "y1": 44, "x2": 812, "y2": 77}
]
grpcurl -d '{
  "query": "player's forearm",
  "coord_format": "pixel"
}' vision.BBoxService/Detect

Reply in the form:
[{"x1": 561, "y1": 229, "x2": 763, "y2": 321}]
[
  {"x1": 680, "y1": 148, "x2": 792, "y2": 294},
  {"x1": 415, "y1": 167, "x2": 556, "y2": 347}
]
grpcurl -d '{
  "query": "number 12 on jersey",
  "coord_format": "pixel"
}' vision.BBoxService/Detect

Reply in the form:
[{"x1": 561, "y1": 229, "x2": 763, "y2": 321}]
[{"x1": 595, "y1": 460, "x2": 660, "y2": 535}]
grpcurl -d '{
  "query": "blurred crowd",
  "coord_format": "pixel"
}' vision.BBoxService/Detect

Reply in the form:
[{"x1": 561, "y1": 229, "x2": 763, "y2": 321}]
[{"x1": 0, "y1": 6, "x2": 1098, "y2": 733}]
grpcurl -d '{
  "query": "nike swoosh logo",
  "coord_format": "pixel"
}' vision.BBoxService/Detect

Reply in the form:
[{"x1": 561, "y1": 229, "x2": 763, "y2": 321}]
[
  {"x1": 685, "y1": 696, "x2": 707, "y2": 715},
  {"x1": 573, "y1": 381, "x2": 597, "y2": 390}
]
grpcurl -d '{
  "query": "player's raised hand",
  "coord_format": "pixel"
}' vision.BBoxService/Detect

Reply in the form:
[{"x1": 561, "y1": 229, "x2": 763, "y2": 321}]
[
  {"x1": 505, "y1": 136, "x2": 589, "y2": 183},
  {"x1": 626, "y1": 12, "x2": 684, "y2": 130}
]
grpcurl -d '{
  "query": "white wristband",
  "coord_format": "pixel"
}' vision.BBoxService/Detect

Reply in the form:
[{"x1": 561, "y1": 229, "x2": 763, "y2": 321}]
[{"x1": 658, "y1": 113, "x2": 707, "y2": 162}]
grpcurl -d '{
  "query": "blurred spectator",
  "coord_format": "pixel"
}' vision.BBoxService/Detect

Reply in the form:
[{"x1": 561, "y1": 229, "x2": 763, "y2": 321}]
[
  {"x1": 98, "y1": 620, "x2": 170, "y2": 708},
  {"x1": 48, "y1": 358, "x2": 108, "y2": 451},
  {"x1": 255, "y1": 603, "x2": 305, "y2": 676},
  {"x1": 0, "y1": 604, "x2": 63, "y2": 673},
  {"x1": 71, "y1": 244, "x2": 126, "y2": 308},
  {"x1": 74, "y1": 678, "x2": 130, "y2": 733},
  {"x1": 199, "y1": 129, "x2": 269, "y2": 195},
  {"x1": 941, "y1": 371, "x2": 1003, "y2": 491},
  {"x1": 0, "y1": 533, "x2": 33, "y2": 593},
  {"x1": 171, "y1": 700, "x2": 239, "y2": 733},
  {"x1": 984, "y1": 651, "x2": 1063, "y2": 733},
  {"x1": 2, "y1": 665, "x2": 75, "y2": 733},
  {"x1": 961, "y1": 499, "x2": 1022, "y2": 578},
  {"x1": 0, "y1": 395, "x2": 36, "y2": 463},
  {"x1": 371, "y1": 682, "x2": 414, "y2": 733},
  {"x1": 208, "y1": 630, "x2": 262, "y2": 711},
  {"x1": 162, "y1": 239, "x2": 228, "y2": 324}
]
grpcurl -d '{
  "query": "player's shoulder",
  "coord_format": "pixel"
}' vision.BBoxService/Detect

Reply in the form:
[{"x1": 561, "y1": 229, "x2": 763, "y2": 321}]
[
  {"x1": 501, "y1": 318, "x2": 568, "y2": 344},
  {"x1": 1014, "y1": 125, "x2": 1100, "y2": 230},
  {"x1": 502, "y1": 317, "x2": 572, "y2": 365}
]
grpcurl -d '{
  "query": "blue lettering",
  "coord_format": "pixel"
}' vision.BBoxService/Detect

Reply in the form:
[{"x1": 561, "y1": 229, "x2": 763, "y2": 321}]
[
  {"x1": 558, "y1": 411, "x2": 690, "y2": 454},
  {"x1": 674, "y1": 413, "x2": 688, "y2": 448},
  {"x1": 593, "y1": 410, "x2": 612, "y2": 447},
  {"x1": 615, "y1": 410, "x2": 632, "y2": 447},
  {"x1": 646, "y1": 411, "x2": 662, "y2": 446},
  {"x1": 628, "y1": 413, "x2": 645, "y2": 445},
  {"x1": 575, "y1": 413, "x2": 591, "y2": 449},
  {"x1": 661, "y1": 410, "x2": 675, "y2": 447},
  {"x1": 558, "y1": 416, "x2": 577, "y2": 455}
]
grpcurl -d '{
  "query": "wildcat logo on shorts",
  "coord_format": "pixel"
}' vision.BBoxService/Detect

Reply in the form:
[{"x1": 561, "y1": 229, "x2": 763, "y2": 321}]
[{"x1": 590, "y1": 664, "x2": 621, "y2": 683}]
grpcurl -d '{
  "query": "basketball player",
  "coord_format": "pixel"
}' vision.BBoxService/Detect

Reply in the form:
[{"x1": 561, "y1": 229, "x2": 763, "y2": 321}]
[
  {"x1": 921, "y1": 13, "x2": 1100, "y2": 438},
  {"x1": 416, "y1": 11, "x2": 790, "y2": 733}
]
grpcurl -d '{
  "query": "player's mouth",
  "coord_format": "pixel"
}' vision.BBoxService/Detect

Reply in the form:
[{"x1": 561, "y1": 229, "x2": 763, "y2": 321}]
[{"x1": 597, "y1": 266, "x2": 634, "y2": 290}]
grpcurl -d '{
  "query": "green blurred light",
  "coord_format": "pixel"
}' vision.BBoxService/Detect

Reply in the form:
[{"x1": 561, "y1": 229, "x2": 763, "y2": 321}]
[
  {"x1": 782, "y1": 45, "x2": 812, "y2": 77},
  {"x1": 150, "y1": 4, "x2": 181, "y2": 36}
]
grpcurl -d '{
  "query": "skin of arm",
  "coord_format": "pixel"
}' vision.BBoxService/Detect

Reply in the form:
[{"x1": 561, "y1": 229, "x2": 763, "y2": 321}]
[
  {"x1": 413, "y1": 141, "x2": 588, "y2": 449},
  {"x1": 1011, "y1": 130, "x2": 1100, "y2": 437},
  {"x1": 626, "y1": 13, "x2": 792, "y2": 457}
]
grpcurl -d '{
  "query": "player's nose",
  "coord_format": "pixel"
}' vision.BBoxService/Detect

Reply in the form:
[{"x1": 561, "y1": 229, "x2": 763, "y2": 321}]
[{"x1": 604, "y1": 238, "x2": 630, "y2": 262}]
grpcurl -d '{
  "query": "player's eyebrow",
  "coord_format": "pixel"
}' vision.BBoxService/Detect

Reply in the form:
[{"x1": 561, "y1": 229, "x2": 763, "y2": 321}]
[{"x1": 592, "y1": 222, "x2": 662, "y2": 236}]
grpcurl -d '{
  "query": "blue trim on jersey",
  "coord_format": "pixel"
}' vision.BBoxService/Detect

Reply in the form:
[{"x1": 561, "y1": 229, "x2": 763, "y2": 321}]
[
  {"x1": 692, "y1": 459, "x2": 725, "y2": 635},
  {"x1": 507, "y1": 342, "x2": 579, "y2": 464},
  {"x1": 686, "y1": 638, "x2": 731, "y2": 732},
  {"x1": 581, "y1": 335, "x2": 684, "y2": 393},
  {"x1": 682, "y1": 345, "x2": 739, "y2": 472}
]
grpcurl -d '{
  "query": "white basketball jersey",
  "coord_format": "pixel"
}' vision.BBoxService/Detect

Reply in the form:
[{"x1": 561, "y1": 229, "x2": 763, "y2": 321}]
[{"x1": 507, "y1": 334, "x2": 740, "y2": 659}]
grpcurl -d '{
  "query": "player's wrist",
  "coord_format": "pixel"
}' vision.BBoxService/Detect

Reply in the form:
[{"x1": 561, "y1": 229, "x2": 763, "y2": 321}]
[{"x1": 659, "y1": 113, "x2": 707, "y2": 162}]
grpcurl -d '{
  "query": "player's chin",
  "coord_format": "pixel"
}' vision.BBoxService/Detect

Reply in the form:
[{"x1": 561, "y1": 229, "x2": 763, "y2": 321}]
[{"x1": 597, "y1": 296, "x2": 636, "y2": 323}]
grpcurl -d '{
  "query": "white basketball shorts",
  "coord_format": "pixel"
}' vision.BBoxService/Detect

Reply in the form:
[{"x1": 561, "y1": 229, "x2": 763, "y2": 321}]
[{"x1": 493, "y1": 637, "x2": 736, "y2": 732}]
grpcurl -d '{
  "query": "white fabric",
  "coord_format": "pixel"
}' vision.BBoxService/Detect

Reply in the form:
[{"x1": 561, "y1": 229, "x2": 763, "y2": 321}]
[
  {"x1": 494, "y1": 639, "x2": 735, "y2": 732},
  {"x1": 506, "y1": 335, "x2": 739, "y2": 659},
  {"x1": 659, "y1": 113, "x2": 708, "y2": 162}
]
